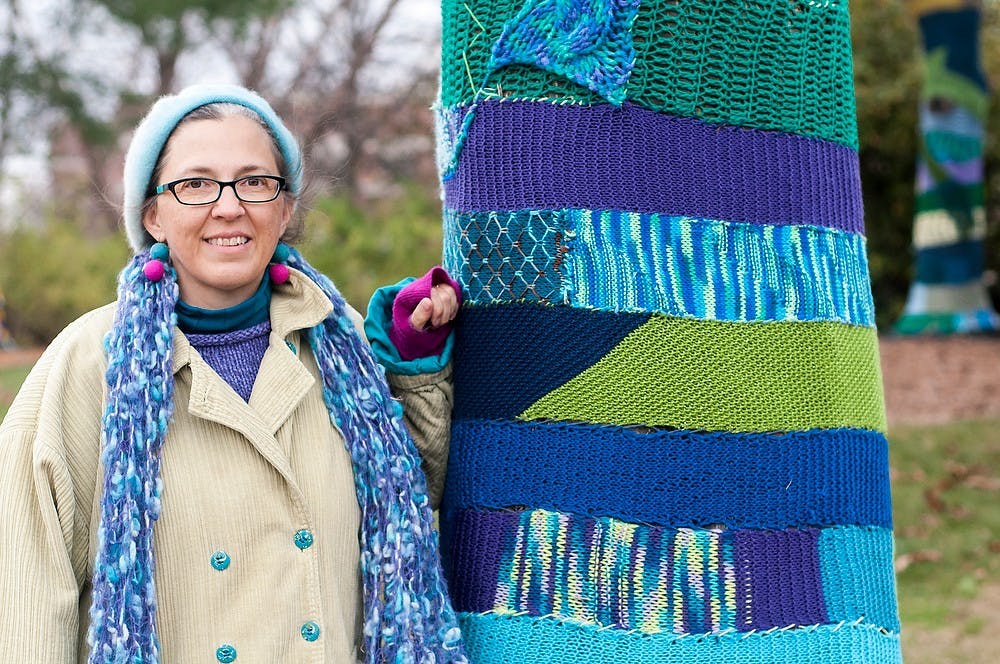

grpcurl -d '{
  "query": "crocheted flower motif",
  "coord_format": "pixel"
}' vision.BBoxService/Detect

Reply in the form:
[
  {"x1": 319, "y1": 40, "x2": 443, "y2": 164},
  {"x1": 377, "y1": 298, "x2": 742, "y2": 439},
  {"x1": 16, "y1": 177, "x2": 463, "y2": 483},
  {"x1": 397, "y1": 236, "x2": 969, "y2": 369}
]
[{"x1": 490, "y1": 0, "x2": 641, "y2": 105}]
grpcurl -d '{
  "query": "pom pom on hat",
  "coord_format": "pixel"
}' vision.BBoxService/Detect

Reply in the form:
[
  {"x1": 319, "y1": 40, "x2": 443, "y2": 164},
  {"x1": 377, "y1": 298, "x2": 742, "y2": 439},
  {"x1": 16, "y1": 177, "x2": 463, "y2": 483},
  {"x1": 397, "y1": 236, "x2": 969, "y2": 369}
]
[{"x1": 122, "y1": 84, "x2": 303, "y2": 254}]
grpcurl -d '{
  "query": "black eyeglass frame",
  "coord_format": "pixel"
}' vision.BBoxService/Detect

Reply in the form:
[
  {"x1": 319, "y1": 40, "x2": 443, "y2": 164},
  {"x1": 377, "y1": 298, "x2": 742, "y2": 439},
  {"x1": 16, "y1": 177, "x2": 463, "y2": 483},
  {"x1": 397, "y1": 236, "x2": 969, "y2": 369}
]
[{"x1": 153, "y1": 175, "x2": 287, "y2": 205}]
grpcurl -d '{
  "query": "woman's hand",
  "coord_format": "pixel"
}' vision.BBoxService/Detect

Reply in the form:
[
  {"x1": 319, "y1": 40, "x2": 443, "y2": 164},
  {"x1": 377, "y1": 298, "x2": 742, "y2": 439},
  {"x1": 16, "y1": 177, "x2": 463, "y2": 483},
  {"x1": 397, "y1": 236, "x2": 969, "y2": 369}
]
[{"x1": 409, "y1": 283, "x2": 460, "y2": 331}]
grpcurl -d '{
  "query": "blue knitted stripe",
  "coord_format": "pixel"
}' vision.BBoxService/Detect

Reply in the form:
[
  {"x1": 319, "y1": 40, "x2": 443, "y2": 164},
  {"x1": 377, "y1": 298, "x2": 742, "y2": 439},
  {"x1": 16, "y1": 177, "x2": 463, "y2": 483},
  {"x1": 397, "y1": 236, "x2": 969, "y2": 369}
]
[
  {"x1": 442, "y1": 420, "x2": 892, "y2": 529},
  {"x1": 444, "y1": 209, "x2": 874, "y2": 325},
  {"x1": 439, "y1": 100, "x2": 865, "y2": 233},
  {"x1": 454, "y1": 605, "x2": 901, "y2": 663},
  {"x1": 452, "y1": 304, "x2": 650, "y2": 420},
  {"x1": 444, "y1": 510, "x2": 898, "y2": 635},
  {"x1": 915, "y1": 240, "x2": 986, "y2": 284}
]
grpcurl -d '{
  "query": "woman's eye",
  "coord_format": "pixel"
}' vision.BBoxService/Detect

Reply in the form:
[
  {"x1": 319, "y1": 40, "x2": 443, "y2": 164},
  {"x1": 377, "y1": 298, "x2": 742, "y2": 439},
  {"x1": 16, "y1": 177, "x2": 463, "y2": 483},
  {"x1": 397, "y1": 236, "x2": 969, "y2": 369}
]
[
  {"x1": 243, "y1": 177, "x2": 263, "y2": 187},
  {"x1": 180, "y1": 179, "x2": 208, "y2": 190}
]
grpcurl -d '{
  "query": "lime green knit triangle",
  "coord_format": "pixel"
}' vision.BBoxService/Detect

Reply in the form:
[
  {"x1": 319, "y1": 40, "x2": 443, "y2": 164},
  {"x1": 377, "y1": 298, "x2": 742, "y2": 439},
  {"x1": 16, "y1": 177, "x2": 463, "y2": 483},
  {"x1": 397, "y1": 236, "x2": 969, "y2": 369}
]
[{"x1": 519, "y1": 316, "x2": 886, "y2": 433}]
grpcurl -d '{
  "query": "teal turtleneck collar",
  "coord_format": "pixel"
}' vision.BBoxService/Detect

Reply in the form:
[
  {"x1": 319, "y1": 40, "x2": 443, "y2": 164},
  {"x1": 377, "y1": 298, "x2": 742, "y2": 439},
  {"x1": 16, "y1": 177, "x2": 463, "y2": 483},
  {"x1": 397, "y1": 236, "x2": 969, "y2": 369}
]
[{"x1": 176, "y1": 273, "x2": 271, "y2": 333}]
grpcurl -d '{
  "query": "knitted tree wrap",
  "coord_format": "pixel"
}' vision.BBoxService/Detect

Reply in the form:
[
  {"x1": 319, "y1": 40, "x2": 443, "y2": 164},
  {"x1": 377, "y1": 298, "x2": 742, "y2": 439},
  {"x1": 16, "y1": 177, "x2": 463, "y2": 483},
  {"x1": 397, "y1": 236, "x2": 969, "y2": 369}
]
[
  {"x1": 894, "y1": 1, "x2": 999, "y2": 334},
  {"x1": 437, "y1": 0, "x2": 902, "y2": 661}
]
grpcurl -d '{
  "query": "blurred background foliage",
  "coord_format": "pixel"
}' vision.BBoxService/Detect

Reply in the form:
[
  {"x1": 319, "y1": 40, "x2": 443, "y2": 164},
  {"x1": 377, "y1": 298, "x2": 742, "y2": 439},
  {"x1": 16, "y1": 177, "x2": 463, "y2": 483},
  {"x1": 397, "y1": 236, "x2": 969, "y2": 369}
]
[{"x1": 0, "y1": 0, "x2": 998, "y2": 344}]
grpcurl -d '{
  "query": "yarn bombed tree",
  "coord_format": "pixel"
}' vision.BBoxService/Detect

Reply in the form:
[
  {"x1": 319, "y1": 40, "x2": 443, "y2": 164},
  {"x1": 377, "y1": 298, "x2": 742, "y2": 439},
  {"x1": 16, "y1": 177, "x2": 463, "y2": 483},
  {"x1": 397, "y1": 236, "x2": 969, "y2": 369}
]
[
  {"x1": 435, "y1": 0, "x2": 903, "y2": 662},
  {"x1": 894, "y1": 0, "x2": 999, "y2": 334}
]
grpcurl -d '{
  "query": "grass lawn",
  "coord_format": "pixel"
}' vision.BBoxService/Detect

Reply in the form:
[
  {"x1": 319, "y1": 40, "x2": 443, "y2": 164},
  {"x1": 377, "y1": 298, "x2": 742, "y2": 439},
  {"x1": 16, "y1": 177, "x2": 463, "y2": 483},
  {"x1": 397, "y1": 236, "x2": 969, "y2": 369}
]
[
  {"x1": 0, "y1": 364, "x2": 33, "y2": 420},
  {"x1": 889, "y1": 418, "x2": 1000, "y2": 660}
]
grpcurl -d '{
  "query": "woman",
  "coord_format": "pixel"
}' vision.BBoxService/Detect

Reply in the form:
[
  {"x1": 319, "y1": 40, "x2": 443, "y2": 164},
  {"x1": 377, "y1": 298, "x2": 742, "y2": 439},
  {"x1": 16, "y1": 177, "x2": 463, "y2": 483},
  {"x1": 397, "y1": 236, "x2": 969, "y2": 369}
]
[{"x1": 0, "y1": 84, "x2": 467, "y2": 663}]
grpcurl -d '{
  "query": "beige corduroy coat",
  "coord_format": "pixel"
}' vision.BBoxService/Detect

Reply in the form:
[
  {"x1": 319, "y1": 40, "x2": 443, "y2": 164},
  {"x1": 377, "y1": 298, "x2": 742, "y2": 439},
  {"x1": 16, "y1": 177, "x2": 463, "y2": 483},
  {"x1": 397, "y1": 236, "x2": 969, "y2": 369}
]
[{"x1": 0, "y1": 271, "x2": 452, "y2": 663}]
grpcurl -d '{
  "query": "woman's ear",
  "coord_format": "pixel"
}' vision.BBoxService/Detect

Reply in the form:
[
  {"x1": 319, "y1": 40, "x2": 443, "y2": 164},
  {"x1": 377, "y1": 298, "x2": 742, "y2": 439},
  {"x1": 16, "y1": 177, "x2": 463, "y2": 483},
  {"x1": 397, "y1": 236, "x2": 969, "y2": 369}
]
[{"x1": 142, "y1": 203, "x2": 163, "y2": 242}]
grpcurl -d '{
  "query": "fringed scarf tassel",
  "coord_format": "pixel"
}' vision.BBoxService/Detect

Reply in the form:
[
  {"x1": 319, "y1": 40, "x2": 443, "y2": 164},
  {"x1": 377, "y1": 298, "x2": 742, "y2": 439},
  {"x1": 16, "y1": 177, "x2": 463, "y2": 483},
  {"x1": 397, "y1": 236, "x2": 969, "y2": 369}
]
[
  {"x1": 288, "y1": 249, "x2": 467, "y2": 664},
  {"x1": 89, "y1": 251, "x2": 178, "y2": 662}
]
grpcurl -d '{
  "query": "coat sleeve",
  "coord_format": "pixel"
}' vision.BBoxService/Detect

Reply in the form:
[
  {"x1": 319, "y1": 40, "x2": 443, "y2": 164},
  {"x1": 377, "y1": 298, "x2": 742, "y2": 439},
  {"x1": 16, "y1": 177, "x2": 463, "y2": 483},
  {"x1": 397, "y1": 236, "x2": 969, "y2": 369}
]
[
  {"x1": 0, "y1": 428, "x2": 81, "y2": 662},
  {"x1": 385, "y1": 366, "x2": 453, "y2": 510},
  {"x1": 358, "y1": 288, "x2": 456, "y2": 510},
  {"x1": 0, "y1": 311, "x2": 108, "y2": 662}
]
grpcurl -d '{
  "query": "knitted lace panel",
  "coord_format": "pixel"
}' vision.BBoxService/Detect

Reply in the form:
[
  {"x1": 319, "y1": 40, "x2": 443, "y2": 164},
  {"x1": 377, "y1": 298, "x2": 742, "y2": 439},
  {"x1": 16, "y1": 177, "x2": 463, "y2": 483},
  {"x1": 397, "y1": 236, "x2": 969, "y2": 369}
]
[{"x1": 440, "y1": 0, "x2": 858, "y2": 146}]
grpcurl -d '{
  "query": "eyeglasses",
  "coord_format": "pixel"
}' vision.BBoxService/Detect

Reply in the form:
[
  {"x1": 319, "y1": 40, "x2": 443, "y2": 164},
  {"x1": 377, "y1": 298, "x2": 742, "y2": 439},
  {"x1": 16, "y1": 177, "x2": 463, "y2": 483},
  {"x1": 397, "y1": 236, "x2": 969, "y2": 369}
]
[{"x1": 153, "y1": 175, "x2": 287, "y2": 205}]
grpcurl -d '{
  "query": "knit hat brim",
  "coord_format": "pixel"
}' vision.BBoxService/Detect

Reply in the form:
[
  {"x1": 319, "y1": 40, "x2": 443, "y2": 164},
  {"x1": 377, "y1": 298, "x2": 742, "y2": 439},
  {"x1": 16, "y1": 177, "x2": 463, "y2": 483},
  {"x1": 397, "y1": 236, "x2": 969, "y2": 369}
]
[{"x1": 122, "y1": 84, "x2": 302, "y2": 253}]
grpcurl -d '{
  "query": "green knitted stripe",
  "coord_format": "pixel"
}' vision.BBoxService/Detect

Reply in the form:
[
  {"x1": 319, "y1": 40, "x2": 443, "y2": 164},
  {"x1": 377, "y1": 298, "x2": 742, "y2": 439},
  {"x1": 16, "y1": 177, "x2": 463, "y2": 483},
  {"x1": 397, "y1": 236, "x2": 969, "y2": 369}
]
[
  {"x1": 519, "y1": 317, "x2": 885, "y2": 433},
  {"x1": 916, "y1": 183, "x2": 983, "y2": 214},
  {"x1": 922, "y1": 49, "x2": 990, "y2": 119},
  {"x1": 441, "y1": 0, "x2": 858, "y2": 146}
]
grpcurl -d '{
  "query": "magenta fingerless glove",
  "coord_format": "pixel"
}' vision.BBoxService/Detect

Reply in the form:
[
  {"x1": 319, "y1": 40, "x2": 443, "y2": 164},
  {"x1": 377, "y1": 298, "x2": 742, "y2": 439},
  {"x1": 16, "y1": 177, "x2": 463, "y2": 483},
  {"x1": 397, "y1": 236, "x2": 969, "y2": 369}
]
[{"x1": 389, "y1": 266, "x2": 462, "y2": 361}]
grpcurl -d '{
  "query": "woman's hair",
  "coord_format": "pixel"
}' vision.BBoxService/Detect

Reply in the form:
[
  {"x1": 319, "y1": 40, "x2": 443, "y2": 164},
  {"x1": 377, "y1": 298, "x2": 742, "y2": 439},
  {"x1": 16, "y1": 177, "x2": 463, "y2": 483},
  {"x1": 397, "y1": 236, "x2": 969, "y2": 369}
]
[{"x1": 139, "y1": 102, "x2": 305, "y2": 244}]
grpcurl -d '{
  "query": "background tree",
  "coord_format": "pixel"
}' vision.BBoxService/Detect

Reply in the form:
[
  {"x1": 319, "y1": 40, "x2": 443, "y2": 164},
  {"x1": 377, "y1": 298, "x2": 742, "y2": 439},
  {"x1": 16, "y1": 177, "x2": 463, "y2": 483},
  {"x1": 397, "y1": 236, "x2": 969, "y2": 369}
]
[
  {"x1": 892, "y1": 0, "x2": 999, "y2": 334},
  {"x1": 853, "y1": 0, "x2": 1000, "y2": 329}
]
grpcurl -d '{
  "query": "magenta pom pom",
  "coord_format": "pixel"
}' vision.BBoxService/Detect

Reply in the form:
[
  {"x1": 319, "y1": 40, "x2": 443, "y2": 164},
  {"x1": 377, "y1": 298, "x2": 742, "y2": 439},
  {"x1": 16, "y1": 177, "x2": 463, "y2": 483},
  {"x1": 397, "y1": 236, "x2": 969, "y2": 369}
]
[
  {"x1": 269, "y1": 263, "x2": 290, "y2": 284},
  {"x1": 143, "y1": 259, "x2": 165, "y2": 282}
]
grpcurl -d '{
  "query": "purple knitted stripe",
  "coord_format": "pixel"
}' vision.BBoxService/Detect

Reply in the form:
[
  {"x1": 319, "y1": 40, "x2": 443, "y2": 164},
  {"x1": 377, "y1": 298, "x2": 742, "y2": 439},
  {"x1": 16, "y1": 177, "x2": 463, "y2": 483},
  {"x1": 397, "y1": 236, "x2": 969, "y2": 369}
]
[
  {"x1": 735, "y1": 528, "x2": 828, "y2": 630},
  {"x1": 443, "y1": 101, "x2": 864, "y2": 232},
  {"x1": 442, "y1": 508, "x2": 517, "y2": 611}
]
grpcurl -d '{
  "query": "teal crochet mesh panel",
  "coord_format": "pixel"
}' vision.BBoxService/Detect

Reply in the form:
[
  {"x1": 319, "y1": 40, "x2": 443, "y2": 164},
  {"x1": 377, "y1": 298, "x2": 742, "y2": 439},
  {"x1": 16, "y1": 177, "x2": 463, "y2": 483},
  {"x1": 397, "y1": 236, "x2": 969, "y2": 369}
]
[{"x1": 440, "y1": 0, "x2": 859, "y2": 146}]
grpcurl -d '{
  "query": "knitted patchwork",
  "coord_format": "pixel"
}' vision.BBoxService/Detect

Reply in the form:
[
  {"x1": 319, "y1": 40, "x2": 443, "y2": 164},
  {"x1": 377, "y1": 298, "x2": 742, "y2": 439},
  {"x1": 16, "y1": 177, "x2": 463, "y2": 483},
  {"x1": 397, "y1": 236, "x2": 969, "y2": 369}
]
[
  {"x1": 896, "y1": 4, "x2": 998, "y2": 333},
  {"x1": 452, "y1": 305, "x2": 884, "y2": 432},
  {"x1": 452, "y1": 304, "x2": 650, "y2": 419},
  {"x1": 915, "y1": 241, "x2": 985, "y2": 284},
  {"x1": 444, "y1": 209, "x2": 874, "y2": 325},
  {"x1": 442, "y1": 209, "x2": 569, "y2": 304},
  {"x1": 913, "y1": 210, "x2": 986, "y2": 251},
  {"x1": 444, "y1": 420, "x2": 893, "y2": 529},
  {"x1": 439, "y1": 101, "x2": 864, "y2": 231},
  {"x1": 443, "y1": 509, "x2": 899, "y2": 634},
  {"x1": 915, "y1": 182, "x2": 982, "y2": 214},
  {"x1": 568, "y1": 211, "x2": 873, "y2": 324},
  {"x1": 440, "y1": 0, "x2": 858, "y2": 146}
]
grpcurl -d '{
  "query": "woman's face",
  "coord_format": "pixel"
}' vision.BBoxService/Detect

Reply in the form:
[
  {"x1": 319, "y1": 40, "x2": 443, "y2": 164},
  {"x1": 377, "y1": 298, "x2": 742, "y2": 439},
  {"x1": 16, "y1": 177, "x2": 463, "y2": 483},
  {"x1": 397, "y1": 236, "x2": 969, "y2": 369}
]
[{"x1": 142, "y1": 115, "x2": 292, "y2": 309}]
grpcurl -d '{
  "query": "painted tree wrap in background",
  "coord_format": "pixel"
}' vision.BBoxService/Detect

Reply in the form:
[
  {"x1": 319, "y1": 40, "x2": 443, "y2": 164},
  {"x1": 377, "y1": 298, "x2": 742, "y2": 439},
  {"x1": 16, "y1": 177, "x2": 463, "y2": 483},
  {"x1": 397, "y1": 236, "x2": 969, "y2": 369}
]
[
  {"x1": 895, "y1": 0, "x2": 999, "y2": 334},
  {"x1": 436, "y1": 1, "x2": 902, "y2": 662}
]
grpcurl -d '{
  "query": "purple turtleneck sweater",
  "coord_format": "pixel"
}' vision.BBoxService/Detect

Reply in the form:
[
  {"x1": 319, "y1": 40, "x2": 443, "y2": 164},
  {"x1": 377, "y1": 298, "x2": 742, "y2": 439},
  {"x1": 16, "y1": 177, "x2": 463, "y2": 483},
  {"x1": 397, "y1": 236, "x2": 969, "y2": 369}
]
[{"x1": 184, "y1": 322, "x2": 272, "y2": 402}]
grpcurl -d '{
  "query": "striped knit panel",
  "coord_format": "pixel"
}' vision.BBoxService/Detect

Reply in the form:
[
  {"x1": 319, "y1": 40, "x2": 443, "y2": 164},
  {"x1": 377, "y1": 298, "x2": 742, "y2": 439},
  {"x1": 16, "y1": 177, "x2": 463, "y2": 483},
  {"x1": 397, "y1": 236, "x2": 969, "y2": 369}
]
[
  {"x1": 894, "y1": 2, "x2": 999, "y2": 334},
  {"x1": 437, "y1": 1, "x2": 902, "y2": 662}
]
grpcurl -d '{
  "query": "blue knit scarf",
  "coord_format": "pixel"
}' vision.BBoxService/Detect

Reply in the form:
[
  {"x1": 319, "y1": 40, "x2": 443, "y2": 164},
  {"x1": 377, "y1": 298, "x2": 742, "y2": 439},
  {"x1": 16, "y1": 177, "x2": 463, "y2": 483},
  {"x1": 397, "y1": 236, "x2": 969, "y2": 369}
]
[{"x1": 88, "y1": 248, "x2": 467, "y2": 663}]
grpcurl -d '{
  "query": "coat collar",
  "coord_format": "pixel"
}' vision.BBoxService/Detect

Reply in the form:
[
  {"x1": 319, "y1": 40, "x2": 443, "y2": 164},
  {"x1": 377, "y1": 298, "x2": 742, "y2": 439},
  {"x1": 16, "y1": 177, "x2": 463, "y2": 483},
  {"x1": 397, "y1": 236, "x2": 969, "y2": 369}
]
[
  {"x1": 170, "y1": 267, "x2": 333, "y2": 375},
  {"x1": 169, "y1": 268, "x2": 335, "y2": 452}
]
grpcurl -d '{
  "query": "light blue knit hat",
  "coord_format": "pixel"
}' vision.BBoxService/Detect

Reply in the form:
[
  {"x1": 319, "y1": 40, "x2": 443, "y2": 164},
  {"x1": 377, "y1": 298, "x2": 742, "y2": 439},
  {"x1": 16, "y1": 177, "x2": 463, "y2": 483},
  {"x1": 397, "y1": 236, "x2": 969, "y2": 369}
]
[{"x1": 122, "y1": 83, "x2": 303, "y2": 253}]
